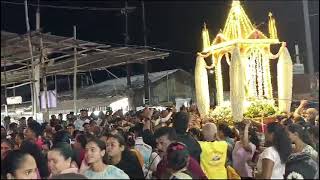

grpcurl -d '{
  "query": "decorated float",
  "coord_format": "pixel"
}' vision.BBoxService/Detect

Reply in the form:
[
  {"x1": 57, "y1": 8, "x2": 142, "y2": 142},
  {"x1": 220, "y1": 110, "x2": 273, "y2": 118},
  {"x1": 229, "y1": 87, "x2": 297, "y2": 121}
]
[{"x1": 195, "y1": 0, "x2": 293, "y2": 126}]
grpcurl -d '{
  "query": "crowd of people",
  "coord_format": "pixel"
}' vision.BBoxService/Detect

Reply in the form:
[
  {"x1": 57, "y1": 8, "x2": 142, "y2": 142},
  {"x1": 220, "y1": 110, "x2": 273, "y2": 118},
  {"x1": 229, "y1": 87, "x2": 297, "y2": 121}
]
[{"x1": 1, "y1": 100, "x2": 319, "y2": 179}]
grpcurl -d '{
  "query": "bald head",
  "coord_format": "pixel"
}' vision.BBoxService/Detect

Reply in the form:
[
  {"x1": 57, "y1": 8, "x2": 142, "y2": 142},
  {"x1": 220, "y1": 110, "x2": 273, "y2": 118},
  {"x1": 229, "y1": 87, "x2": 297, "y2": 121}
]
[
  {"x1": 306, "y1": 108, "x2": 319, "y2": 125},
  {"x1": 202, "y1": 123, "x2": 217, "y2": 142}
]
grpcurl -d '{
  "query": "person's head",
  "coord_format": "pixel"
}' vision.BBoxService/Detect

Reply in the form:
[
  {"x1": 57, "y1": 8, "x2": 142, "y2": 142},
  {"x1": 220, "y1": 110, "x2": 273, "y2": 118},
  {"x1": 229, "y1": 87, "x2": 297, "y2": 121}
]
[
  {"x1": 167, "y1": 142, "x2": 190, "y2": 172},
  {"x1": 80, "y1": 109, "x2": 88, "y2": 118},
  {"x1": 202, "y1": 123, "x2": 217, "y2": 142},
  {"x1": 15, "y1": 133, "x2": 25, "y2": 146},
  {"x1": 217, "y1": 123, "x2": 232, "y2": 140},
  {"x1": 19, "y1": 117, "x2": 27, "y2": 127},
  {"x1": 286, "y1": 124, "x2": 314, "y2": 147},
  {"x1": 1, "y1": 139, "x2": 14, "y2": 160},
  {"x1": 132, "y1": 123, "x2": 143, "y2": 138},
  {"x1": 106, "y1": 133, "x2": 126, "y2": 158},
  {"x1": 4, "y1": 116, "x2": 11, "y2": 127},
  {"x1": 54, "y1": 124, "x2": 63, "y2": 132},
  {"x1": 305, "y1": 108, "x2": 318, "y2": 125},
  {"x1": 89, "y1": 120, "x2": 97, "y2": 127},
  {"x1": 50, "y1": 173, "x2": 88, "y2": 179},
  {"x1": 9, "y1": 122, "x2": 18, "y2": 132},
  {"x1": 124, "y1": 130, "x2": 136, "y2": 148},
  {"x1": 1, "y1": 125, "x2": 7, "y2": 140},
  {"x1": 53, "y1": 130, "x2": 71, "y2": 146},
  {"x1": 48, "y1": 142, "x2": 74, "y2": 175},
  {"x1": 51, "y1": 115, "x2": 57, "y2": 120},
  {"x1": 189, "y1": 127, "x2": 202, "y2": 141},
  {"x1": 173, "y1": 112, "x2": 190, "y2": 134},
  {"x1": 27, "y1": 117, "x2": 33, "y2": 124},
  {"x1": 25, "y1": 121, "x2": 42, "y2": 141},
  {"x1": 2, "y1": 150, "x2": 37, "y2": 179},
  {"x1": 180, "y1": 105, "x2": 187, "y2": 112},
  {"x1": 265, "y1": 122, "x2": 292, "y2": 163},
  {"x1": 83, "y1": 123, "x2": 90, "y2": 133},
  {"x1": 154, "y1": 127, "x2": 177, "y2": 157},
  {"x1": 99, "y1": 133, "x2": 109, "y2": 145},
  {"x1": 85, "y1": 138, "x2": 107, "y2": 165},
  {"x1": 58, "y1": 114, "x2": 63, "y2": 121},
  {"x1": 66, "y1": 124, "x2": 75, "y2": 136},
  {"x1": 74, "y1": 134, "x2": 87, "y2": 149}
]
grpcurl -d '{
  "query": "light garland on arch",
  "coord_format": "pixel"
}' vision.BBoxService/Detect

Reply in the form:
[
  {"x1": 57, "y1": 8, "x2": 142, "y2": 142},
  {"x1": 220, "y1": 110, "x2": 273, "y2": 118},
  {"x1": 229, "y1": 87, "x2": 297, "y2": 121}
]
[{"x1": 256, "y1": 49, "x2": 263, "y2": 98}]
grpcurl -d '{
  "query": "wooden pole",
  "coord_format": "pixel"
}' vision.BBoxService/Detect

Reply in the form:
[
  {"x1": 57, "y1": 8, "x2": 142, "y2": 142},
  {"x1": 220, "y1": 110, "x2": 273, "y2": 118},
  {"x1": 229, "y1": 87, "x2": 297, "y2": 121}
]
[
  {"x1": 73, "y1": 25, "x2": 78, "y2": 114},
  {"x1": 24, "y1": 0, "x2": 37, "y2": 117},
  {"x1": 37, "y1": 0, "x2": 49, "y2": 113}
]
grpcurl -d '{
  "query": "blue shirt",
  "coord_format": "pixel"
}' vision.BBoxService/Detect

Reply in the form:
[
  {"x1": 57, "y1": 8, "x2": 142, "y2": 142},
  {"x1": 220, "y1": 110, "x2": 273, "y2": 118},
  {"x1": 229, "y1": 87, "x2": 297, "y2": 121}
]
[{"x1": 83, "y1": 165, "x2": 129, "y2": 179}]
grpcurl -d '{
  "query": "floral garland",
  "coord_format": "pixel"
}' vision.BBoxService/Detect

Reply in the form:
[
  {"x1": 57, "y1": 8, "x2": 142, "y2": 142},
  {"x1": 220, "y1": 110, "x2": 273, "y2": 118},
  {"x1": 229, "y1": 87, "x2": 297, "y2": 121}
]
[{"x1": 286, "y1": 171, "x2": 304, "y2": 179}]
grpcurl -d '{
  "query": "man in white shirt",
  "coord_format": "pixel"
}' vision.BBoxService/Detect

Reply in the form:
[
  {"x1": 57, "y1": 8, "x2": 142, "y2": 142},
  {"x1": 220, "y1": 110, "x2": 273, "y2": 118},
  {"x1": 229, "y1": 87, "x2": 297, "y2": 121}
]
[{"x1": 74, "y1": 109, "x2": 91, "y2": 131}]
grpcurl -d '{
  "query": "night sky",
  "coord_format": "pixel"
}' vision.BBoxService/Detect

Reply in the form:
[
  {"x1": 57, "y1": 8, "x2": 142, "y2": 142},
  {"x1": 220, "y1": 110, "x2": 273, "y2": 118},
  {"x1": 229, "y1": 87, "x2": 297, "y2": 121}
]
[{"x1": 1, "y1": 0, "x2": 319, "y2": 100}]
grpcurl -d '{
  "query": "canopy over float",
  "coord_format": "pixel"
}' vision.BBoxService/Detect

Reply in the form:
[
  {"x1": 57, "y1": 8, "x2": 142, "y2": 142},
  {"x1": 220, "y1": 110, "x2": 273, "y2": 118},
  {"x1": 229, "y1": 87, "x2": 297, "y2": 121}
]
[{"x1": 195, "y1": 0, "x2": 293, "y2": 121}]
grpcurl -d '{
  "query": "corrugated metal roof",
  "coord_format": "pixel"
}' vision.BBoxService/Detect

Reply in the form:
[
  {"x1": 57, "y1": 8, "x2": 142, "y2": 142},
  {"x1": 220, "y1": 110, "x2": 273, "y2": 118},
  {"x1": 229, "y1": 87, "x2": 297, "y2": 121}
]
[{"x1": 58, "y1": 69, "x2": 182, "y2": 100}]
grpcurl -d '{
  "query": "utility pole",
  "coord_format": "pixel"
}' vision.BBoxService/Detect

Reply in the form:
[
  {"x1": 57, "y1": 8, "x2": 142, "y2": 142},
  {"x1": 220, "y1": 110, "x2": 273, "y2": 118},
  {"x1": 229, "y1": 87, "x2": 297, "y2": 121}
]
[
  {"x1": 124, "y1": 0, "x2": 131, "y2": 88},
  {"x1": 73, "y1": 26, "x2": 78, "y2": 114},
  {"x1": 142, "y1": 1, "x2": 150, "y2": 105},
  {"x1": 302, "y1": 0, "x2": 314, "y2": 75}
]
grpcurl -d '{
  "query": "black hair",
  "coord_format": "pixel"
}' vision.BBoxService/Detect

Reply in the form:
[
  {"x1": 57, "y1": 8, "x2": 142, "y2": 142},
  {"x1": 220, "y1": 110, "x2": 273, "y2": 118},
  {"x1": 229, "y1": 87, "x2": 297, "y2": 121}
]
[
  {"x1": 20, "y1": 140, "x2": 49, "y2": 178},
  {"x1": 86, "y1": 138, "x2": 106, "y2": 151},
  {"x1": 9, "y1": 123, "x2": 17, "y2": 130},
  {"x1": 189, "y1": 127, "x2": 202, "y2": 141},
  {"x1": 287, "y1": 123, "x2": 315, "y2": 148},
  {"x1": 53, "y1": 130, "x2": 71, "y2": 145},
  {"x1": 154, "y1": 127, "x2": 177, "y2": 141},
  {"x1": 50, "y1": 142, "x2": 74, "y2": 161},
  {"x1": 218, "y1": 123, "x2": 232, "y2": 138},
  {"x1": 167, "y1": 142, "x2": 189, "y2": 171},
  {"x1": 73, "y1": 130, "x2": 81, "y2": 138},
  {"x1": 107, "y1": 133, "x2": 127, "y2": 147},
  {"x1": 124, "y1": 131, "x2": 136, "y2": 148},
  {"x1": 82, "y1": 123, "x2": 89, "y2": 128},
  {"x1": 28, "y1": 121, "x2": 43, "y2": 137},
  {"x1": 282, "y1": 118, "x2": 293, "y2": 126},
  {"x1": 173, "y1": 112, "x2": 189, "y2": 134},
  {"x1": 50, "y1": 173, "x2": 88, "y2": 179},
  {"x1": 132, "y1": 123, "x2": 144, "y2": 137},
  {"x1": 266, "y1": 122, "x2": 292, "y2": 163},
  {"x1": 67, "y1": 124, "x2": 75, "y2": 128},
  {"x1": 76, "y1": 134, "x2": 87, "y2": 149},
  {"x1": 54, "y1": 125, "x2": 63, "y2": 132},
  {"x1": 2, "y1": 150, "x2": 34, "y2": 177}
]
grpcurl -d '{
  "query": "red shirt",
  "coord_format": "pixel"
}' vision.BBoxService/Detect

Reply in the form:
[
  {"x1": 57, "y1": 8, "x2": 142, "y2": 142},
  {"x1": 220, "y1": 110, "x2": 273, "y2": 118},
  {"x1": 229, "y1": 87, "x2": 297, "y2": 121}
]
[{"x1": 155, "y1": 156, "x2": 207, "y2": 179}]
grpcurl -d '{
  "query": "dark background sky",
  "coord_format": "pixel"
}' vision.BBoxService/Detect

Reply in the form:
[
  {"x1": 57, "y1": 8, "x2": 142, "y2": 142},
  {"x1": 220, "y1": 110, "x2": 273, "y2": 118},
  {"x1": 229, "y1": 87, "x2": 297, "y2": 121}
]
[{"x1": 1, "y1": 0, "x2": 319, "y2": 101}]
